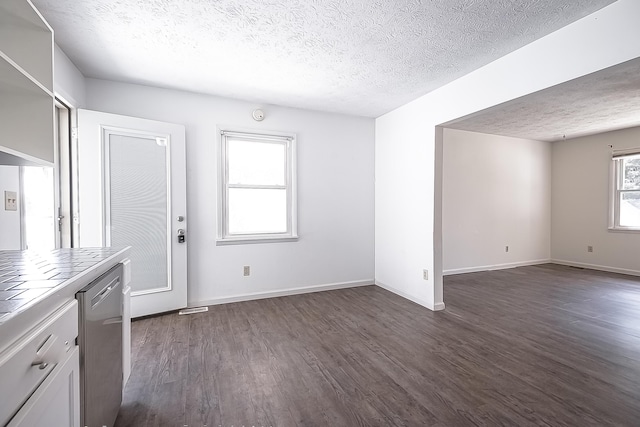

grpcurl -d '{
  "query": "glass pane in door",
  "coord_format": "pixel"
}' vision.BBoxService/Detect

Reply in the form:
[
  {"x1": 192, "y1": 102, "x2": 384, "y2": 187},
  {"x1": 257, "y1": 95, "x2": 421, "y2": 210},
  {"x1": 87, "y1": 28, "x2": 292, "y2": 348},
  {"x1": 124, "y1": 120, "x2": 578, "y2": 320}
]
[{"x1": 107, "y1": 134, "x2": 169, "y2": 294}]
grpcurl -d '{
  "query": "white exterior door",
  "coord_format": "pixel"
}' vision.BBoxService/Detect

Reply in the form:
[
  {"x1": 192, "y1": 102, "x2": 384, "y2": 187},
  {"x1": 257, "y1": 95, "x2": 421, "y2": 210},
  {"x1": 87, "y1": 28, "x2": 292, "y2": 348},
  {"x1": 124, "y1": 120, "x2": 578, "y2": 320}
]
[{"x1": 77, "y1": 109, "x2": 187, "y2": 317}]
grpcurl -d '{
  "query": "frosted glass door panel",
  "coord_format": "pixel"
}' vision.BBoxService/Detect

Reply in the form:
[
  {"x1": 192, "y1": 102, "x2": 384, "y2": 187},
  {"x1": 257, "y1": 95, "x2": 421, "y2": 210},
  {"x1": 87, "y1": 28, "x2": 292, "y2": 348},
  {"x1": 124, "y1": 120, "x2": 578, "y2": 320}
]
[
  {"x1": 228, "y1": 188, "x2": 287, "y2": 234},
  {"x1": 108, "y1": 134, "x2": 169, "y2": 294}
]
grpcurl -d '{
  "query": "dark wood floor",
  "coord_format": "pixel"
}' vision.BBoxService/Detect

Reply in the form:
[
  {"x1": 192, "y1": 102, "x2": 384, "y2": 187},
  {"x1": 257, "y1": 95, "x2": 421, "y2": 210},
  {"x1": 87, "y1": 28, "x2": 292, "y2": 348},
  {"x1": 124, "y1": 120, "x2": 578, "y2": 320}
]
[{"x1": 115, "y1": 264, "x2": 640, "y2": 426}]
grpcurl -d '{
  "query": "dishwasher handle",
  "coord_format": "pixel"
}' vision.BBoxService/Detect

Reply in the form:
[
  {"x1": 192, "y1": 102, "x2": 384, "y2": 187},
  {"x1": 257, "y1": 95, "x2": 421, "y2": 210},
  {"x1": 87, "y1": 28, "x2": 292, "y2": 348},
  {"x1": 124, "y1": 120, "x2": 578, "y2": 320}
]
[{"x1": 91, "y1": 277, "x2": 121, "y2": 308}]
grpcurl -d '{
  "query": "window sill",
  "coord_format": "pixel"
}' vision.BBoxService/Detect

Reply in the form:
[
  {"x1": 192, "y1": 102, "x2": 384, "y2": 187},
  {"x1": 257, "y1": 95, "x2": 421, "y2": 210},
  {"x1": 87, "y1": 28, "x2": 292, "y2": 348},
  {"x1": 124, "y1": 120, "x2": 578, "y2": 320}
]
[
  {"x1": 608, "y1": 227, "x2": 640, "y2": 234},
  {"x1": 216, "y1": 235, "x2": 299, "y2": 246}
]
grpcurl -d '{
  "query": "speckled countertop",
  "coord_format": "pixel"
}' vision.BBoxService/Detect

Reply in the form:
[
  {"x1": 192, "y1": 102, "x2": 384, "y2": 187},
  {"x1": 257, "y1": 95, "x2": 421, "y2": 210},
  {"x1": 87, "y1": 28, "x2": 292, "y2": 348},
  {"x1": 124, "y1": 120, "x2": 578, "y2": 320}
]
[{"x1": 0, "y1": 247, "x2": 129, "y2": 350}]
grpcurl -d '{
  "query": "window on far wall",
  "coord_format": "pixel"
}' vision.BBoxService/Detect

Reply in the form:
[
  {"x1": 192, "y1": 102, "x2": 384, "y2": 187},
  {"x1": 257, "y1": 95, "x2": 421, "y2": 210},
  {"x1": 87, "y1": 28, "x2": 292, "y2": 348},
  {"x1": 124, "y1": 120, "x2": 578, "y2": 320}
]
[
  {"x1": 217, "y1": 129, "x2": 297, "y2": 244},
  {"x1": 611, "y1": 151, "x2": 640, "y2": 230}
]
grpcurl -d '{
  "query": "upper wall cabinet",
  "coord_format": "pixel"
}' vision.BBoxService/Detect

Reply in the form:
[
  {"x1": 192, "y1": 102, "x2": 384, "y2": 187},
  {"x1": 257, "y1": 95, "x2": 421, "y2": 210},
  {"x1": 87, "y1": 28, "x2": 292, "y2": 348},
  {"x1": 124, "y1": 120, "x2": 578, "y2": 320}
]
[{"x1": 0, "y1": 0, "x2": 55, "y2": 166}]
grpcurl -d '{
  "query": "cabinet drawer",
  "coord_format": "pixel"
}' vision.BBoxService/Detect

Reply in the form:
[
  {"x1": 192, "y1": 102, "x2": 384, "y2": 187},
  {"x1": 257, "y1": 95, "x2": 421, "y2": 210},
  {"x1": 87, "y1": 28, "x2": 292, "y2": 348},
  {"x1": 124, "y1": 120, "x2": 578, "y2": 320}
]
[
  {"x1": 7, "y1": 347, "x2": 79, "y2": 427},
  {"x1": 0, "y1": 300, "x2": 78, "y2": 426}
]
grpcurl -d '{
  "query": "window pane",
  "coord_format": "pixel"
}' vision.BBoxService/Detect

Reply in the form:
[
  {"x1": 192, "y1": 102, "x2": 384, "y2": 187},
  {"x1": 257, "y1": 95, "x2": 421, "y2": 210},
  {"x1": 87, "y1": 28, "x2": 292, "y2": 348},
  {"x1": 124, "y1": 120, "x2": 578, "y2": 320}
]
[
  {"x1": 622, "y1": 157, "x2": 640, "y2": 190},
  {"x1": 228, "y1": 139, "x2": 285, "y2": 186},
  {"x1": 228, "y1": 188, "x2": 287, "y2": 234},
  {"x1": 620, "y1": 191, "x2": 640, "y2": 227},
  {"x1": 23, "y1": 167, "x2": 55, "y2": 251}
]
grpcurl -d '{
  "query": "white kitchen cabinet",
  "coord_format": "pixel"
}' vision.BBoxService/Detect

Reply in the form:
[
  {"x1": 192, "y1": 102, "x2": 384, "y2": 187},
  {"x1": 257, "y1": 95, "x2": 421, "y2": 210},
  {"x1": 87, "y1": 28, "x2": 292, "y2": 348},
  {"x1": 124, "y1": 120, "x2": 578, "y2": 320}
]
[
  {"x1": 7, "y1": 347, "x2": 80, "y2": 427},
  {"x1": 0, "y1": 300, "x2": 79, "y2": 427},
  {"x1": 0, "y1": 0, "x2": 55, "y2": 166},
  {"x1": 0, "y1": 249, "x2": 131, "y2": 427},
  {"x1": 123, "y1": 284, "x2": 132, "y2": 388}
]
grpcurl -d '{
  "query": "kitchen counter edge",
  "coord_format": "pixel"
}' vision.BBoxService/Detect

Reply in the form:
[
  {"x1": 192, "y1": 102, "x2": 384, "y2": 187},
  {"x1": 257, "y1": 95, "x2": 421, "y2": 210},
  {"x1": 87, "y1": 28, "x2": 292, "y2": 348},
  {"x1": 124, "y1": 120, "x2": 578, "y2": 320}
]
[{"x1": 0, "y1": 247, "x2": 130, "y2": 351}]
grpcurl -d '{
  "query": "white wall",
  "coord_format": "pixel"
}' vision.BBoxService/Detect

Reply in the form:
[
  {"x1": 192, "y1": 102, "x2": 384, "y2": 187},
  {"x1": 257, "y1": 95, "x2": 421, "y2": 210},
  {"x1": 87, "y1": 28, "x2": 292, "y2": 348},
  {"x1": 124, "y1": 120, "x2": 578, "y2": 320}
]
[
  {"x1": 83, "y1": 79, "x2": 375, "y2": 305},
  {"x1": 54, "y1": 45, "x2": 86, "y2": 107},
  {"x1": 551, "y1": 126, "x2": 640, "y2": 275},
  {"x1": 442, "y1": 129, "x2": 551, "y2": 274},
  {"x1": 375, "y1": 0, "x2": 640, "y2": 310},
  {"x1": 0, "y1": 166, "x2": 21, "y2": 250}
]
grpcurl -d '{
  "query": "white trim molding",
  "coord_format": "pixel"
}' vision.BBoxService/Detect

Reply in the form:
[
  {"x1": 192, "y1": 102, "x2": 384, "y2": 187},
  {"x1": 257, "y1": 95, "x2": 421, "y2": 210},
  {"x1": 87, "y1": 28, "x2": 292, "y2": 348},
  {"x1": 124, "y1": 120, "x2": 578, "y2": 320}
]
[
  {"x1": 433, "y1": 302, "x2": 446, "y2": 311},
  {"x1": 374, "y1": 280, "x2": 445, "y2": 311},
  {"x1": 609, "y1": 153, "x2": 640, "y2": 231},
  {"x1": 217, "y1": 126, "x2": 298, "y2": 245},
  {"x1": 189, "y1": 280, "x2": 373, "y2": 307},
  {"x1": 443, "y1": 259, "x2": 551, "y2": 276},
  {"x1": 551, "y1": 259, "x2": 640, "y2": 277}
]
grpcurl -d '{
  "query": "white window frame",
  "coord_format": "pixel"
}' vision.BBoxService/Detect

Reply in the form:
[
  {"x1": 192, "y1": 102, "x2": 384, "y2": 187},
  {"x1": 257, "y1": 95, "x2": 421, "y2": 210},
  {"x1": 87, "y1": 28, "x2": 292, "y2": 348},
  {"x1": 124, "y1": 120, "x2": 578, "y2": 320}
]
[
  {"x1": 217, "y1": 128, "x2": 298, "y2": 245},
  {"x1": 609, "y1": 150, "x2": 640, "y2": 232}
]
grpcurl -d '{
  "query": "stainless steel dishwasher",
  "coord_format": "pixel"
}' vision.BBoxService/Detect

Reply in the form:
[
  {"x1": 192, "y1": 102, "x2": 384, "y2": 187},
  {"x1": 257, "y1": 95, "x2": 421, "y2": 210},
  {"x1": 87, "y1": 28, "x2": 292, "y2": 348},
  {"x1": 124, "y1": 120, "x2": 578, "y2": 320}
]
[{"x1": 76, "y1": 264, "x2": 123, "y2": 427}]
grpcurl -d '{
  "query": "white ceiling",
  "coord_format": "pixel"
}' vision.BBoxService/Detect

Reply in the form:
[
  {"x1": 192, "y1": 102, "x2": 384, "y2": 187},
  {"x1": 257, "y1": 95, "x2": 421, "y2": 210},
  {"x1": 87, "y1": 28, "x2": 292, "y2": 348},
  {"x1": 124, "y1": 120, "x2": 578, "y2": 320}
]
[
  {"x1": 32, "y1": 0, "x2": 614, "y2": 117},
  {"x1": 444, "y1": 57, "x2": 640, "y2": 142}
]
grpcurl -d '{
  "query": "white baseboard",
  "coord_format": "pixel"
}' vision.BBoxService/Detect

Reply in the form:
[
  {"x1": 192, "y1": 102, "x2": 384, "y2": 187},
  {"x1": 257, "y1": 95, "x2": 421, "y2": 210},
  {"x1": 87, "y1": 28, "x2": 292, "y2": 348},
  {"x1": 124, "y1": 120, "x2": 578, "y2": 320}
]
[
  {"x1": 374, "y1": 280, "x2": 444, "y2": 311},
  {"x1": 433, "y1": 302, "x2": 446, "y2": 311},
  {"x1": 551, "y1": 259, "x2": 640, "y2": 277},
  {"x1": 443, "y1": 259, "x2": 551, "y2": 276},
  {"x1": 189, "y1": 279, "x2": 373, "y2": 307}
]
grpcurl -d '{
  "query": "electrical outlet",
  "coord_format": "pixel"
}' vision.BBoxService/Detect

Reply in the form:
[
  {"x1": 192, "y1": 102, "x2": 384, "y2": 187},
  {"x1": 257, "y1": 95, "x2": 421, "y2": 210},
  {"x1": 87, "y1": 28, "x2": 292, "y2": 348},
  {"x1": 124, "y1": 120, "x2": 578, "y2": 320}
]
[
  {"x1": 243, "y1": 265, "x2": 250, "y2": 276},
  {"x1": 4, "y1": 191, "x2": 17, "y2": 211},
  {"x1": 423, "y1": 269, "x2": 428, "y2": 280},
  {"x1": 587, "y1": 246, "x2": 593, "y2": 253},
  {"x1": 505, "y1": 245, "x2": 509, "y2": 252}
]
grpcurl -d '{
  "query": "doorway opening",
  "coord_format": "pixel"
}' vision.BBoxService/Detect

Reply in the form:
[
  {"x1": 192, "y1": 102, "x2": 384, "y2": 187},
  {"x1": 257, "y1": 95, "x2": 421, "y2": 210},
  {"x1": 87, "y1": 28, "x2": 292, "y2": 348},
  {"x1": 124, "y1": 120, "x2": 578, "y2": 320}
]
[
  {"x1": 20, "y1": 166, "x2": 55, "y2": 250},
  {"x1": 19, "y1": 99, "x2": 73, "y2": 250}
]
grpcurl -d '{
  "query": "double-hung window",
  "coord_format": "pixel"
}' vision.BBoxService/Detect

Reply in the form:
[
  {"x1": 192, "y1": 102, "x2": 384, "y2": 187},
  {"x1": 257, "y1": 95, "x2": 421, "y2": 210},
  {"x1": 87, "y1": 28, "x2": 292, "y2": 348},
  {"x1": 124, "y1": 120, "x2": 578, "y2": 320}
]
[
  {"x1": 218, "y1": 129, "x2": 297, "y2": 244},
  {"x1": 611, "y1": 150, "x2": 640, "y2": 231}
]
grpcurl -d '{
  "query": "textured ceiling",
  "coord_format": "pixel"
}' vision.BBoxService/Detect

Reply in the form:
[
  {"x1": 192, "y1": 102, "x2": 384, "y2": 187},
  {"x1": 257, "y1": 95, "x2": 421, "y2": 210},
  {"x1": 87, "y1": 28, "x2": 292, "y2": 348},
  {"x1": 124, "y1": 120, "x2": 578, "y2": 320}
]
[
  {"x1": 444, "y1": 57, "x2": 640, "y2": 142},
  {"x1": 33, "y1": 0, "x2": 614, "y2": 117}
]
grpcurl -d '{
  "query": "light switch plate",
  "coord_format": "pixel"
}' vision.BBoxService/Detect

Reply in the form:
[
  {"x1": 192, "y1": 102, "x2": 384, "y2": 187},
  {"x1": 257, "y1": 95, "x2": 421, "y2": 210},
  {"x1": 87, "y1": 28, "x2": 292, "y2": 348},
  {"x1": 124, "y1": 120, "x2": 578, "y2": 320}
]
[{"x1": 4, "y1": 191, "x2": 17, "y2": 211}]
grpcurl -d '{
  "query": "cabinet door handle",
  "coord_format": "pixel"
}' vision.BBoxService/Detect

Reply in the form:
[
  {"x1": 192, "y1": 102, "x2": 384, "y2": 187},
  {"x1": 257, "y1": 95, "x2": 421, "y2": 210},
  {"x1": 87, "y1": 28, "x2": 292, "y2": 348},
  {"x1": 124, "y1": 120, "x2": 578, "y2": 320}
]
[
  {"x1": 31, "y1": 361, "x2": 48, "y2": 370},
  {"x1": 36, "y1": 334, "x2": 57, "y2": 359}
]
